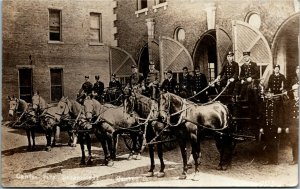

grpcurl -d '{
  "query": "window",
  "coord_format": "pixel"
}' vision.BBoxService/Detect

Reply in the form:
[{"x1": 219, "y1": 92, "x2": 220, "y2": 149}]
[
  {"x1": 50, "y1": 69, "x2": 63, "y2": 102},
  {"x1": 49, "y1": 9, "x2": 61, "y2": 41},
  {"x1": 19, "y1": 69, "x2": 33, "y2": 103},
  {"x1": 245, "y1": 12, "x2": 261, "y2": 29},
  {"x1": 140, "y1": 0, "x2": 148, "y2": 9},
  {"x1": 208, "y1": 62, "x2": 216, "y2": 81},
  {"x1": 90, "y1": 13, "x2": 102, "y2": 43},
  {"x1": 153, "y1": 0, "x2": 167, "y2": 12},
  {"x1": 155, "y1": 0, "x2": 166, "y2": 4},
  {"x1": 174, "y1": 27, "x2": 186, "y2": 42},
  {"x1": 135, "y1": 0, "x2": 149, "y2": 17}
]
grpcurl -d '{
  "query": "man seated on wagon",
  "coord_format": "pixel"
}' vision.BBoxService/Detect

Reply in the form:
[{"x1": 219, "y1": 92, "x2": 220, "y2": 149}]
[
  {"x1": 179, "y1": 66, "x2": 194, "y2": 98},
  {"x1": 107, "y1": 74, "x2": 122, "y2": 104},
  {"x1": 192, "y1": 66, "x2": 208, "y2": 103},
  {"x1": 127, "y1": 64, "x2": 145, "y2": 95},
  {"x1": 145, "y1": 61, "x2": 160, "y2": 99},
  {"x1": 216, "y1": 51, "x2": 239, "y2": 95},
  {"x1": 77, "y1": 75, "x2": 93, "y2": 104},
  {"x1": 233, "y1": 51, "x2": 259, "y2": 101},
  {"x1": 161, "y1": 70, "x2": 177, "y2": 94},
  {"x1": 92, "y1": 75, "x2": 104, "y2": 102}
]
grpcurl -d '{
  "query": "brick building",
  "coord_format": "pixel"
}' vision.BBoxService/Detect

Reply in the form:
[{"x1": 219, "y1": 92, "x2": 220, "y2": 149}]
[
  {"x1": 114, "y1": 0, "x2": 299, "y2": 88},
  {"x1": 2, "y1": 0, "x2": 118, "y2": 119}
]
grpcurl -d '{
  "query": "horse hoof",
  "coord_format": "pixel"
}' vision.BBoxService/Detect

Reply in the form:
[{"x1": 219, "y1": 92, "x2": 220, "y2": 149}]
[
  {"x1": 187, "y1": 164, "x2": 193, "y2": 169},
  {"x1": 45, "y1": 146, "x2": 51, "y2": 152},
  {"x1": 127, "y1": 154, "x2": 133, "y2": 160},
  {"x1": 192, "y1": 173, "x2": 200, "y2": 181},
  {"x1": 70, "y1": 143, "x2": 76, "y2": 147},
  {"x1": 86, "y1": 157, "x2": 92, "y2": 165},
  {"x1": 145, "y1": 171, "x2": 154, "y2": 177},
  {"x1": 107, "y1": 160, "x2": 114, "y2": 167},
  {"x1": 178, "y1": 173, "x2": 187, "y2": 180},
  {"x1": 135, "y1": 153, "x2": 141, "y2": 160},
  {"x1": 157, "y1": 172, "x2": 165, "y2": 178},
  {"x1": 80, "y1": 160, "x2": 86, "y2": 165}
]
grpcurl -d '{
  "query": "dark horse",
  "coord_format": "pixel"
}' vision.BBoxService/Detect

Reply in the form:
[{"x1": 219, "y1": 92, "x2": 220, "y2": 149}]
[
  {"x1": 83, "y1": 97, "x2": 138, "y2": 166},
  {"x1": 8, "y1": 96, "x2": 37, "y2": 151},
  {"x1": 126, "y1": 92, "x2": 166, "y2": 177},
  {"x1": 159, "y1": 92, "x2": 233, "y2": 179}
]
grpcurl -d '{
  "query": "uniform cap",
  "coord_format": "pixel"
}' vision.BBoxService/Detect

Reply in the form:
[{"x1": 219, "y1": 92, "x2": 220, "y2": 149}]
[
  {"x1": 243, "y1": 51, "x2": 250, "y2": 56},
  {"x1": 182, "y1": 66, "x2": 188, "y2": 70},
  {"x1": 227, "y1": 51, "x2": 234, "y2": 56},
  {"x1": 85, "y1": 75, "x2": 89, "y2": 79},
  {"x1": 149, "y1": 61, "x2": 155, "y2": 65},
  {"x1": 131, "y1": 64, "x2": 137, "y2": 68},
  {"x1": 112, "y1": 73, "x2": 116, "y2": 77},
  {"x1": 194, "y1": 66, "x2": 200, "y2": 70},
  {"x1": 95, "y1": 75, "x2": 99, "y2": 80},
  {"x1": 274, "y1": 64, "x2": 280, "y2": 69},
  {"x1": 167, "y1": 70, "x2": 172, "y2": 74}
]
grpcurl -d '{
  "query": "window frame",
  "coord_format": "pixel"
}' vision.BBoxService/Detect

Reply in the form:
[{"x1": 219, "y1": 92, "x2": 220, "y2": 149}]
[
  {"x1": 50, "y1": 68, "x2": 64, "y2": 103},
  {"x1": 89, "y1": 12, "x2": 103, "y2": 45},
  {"x1": 18, "y1": 68, "x2": 33, "y2": 103},
  {"x1": 153, "y1": 0, "x2": 168, "y2": 12},
  {"x1": 48, "y1": 8, "x2": 62, "y2": 42},
  {"x1": 135, "y1": 0, "x2": 148, "y2": 17}
]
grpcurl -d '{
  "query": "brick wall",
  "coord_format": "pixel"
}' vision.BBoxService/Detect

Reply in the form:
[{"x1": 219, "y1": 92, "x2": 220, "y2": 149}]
[
  {"x1": 116, "y1": 0, "x2": 296, "y2": 61},
  {"x1": 2, "y1": 0, "x2": 116, "y2": 120}
]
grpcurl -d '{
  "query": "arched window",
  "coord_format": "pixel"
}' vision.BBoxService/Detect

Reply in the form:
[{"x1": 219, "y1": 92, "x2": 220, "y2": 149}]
[
  {"x1": 174, "y1": 27, "x2": 186, "y2": 42},
  {"x1": 245, "y1": 12, "x2": 261, "y2": 30}
]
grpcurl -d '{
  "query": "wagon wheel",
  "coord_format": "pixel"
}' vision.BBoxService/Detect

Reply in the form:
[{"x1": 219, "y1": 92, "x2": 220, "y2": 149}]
[{"x1": 161, "y1": 131, "x2": 177, "y2": 151}]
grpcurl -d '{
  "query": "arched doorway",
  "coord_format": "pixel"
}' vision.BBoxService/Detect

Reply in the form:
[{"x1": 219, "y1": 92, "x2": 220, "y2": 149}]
[
  {"x1": 193, "y1": 30, "x2": 218, "y2": 82},
  {"x1": 272, "y1": 13, "x2": 299, "y2": 88},
  {"x1": 138, "y1": 44, "x2": 149, "y2": 77}
]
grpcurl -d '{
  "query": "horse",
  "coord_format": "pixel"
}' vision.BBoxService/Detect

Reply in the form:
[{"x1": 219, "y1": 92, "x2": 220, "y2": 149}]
[
  {"x1": 8, "y1": 96, "x2": 37, "y2": 151},
  {"x1": 83, "y1": 96, "x2": 138, "y2": 166},
  {"x1": 159, "y1": 92, "x2": 233, "y2": 179},
  {"x1": 39, "y1": 96, "x2": 80, "y2": 151},
  {"x1": 125, "y1": 92, "x2": 167, "y2": 177}
]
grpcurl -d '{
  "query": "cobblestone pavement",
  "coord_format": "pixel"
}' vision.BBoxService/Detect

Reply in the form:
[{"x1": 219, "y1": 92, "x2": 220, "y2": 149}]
[{"x1": 1, "y1": 123, "x2": 298, "y2": 187}]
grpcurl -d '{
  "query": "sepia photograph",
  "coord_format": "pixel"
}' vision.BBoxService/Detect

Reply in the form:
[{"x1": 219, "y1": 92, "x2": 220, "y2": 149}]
[{"x1": 1, "y1": 0, "x2": 299, "y2": 187}]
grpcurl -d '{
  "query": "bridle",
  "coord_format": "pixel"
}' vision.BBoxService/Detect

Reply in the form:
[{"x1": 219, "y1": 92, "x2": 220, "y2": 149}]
[{"x1": 9, "y1": 99, "x2": 20, "y2": 113}]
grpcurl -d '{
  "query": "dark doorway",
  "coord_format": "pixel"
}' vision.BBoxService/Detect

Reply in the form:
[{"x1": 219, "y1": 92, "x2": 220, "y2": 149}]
[
  {"x1": 193, "y1": 30, "x2": 218, "y2": 82},
  {"x1": 138, "y1": 44, "x2": 149, "y2": 78},
  {"x1": 19, "y1": 68, "x2": 33, "y2": 103}
]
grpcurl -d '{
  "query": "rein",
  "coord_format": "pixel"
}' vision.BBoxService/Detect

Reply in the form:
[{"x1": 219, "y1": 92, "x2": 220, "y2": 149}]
[{"x1": 187, "y1": 79, "x2": 218, "y2": 100}]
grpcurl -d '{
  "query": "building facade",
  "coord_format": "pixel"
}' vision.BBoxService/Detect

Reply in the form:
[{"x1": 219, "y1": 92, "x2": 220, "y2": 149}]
[
  {"x1": 114, "y1": 0, "x2": 299, "y2": 87},
  {"x1": 2, "y1": 0, "x2": 117, "y2": 119}
]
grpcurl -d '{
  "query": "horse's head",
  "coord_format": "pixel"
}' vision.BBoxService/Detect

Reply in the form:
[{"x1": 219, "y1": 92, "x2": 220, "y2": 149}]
[
  {"x1": 57, "y1": 96, "x2": 71, "y2": 117},
  {"x1": 83, "y1": 96, "x2": 95, "y2": 120},
  {"x1": 158, "y1": 93, "x2": 170, "y2": 123},
  {"x1": 32, "y1": 93, "x2": 46, "y2": 111},
  {"x1": 8, "y1": 96, "x2": 19, "y2": 116}
]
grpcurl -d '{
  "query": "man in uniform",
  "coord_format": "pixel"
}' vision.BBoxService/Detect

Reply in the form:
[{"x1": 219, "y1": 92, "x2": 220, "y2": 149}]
[
  {"x1": 145, "y1": 61, "x2": 160, "y2": 99},
  {"x1": 161, "y1": 70, "x2": 177, "y2": 94},
  {"x1": 193, "y1": 66, "x2": 208, "y2": 103},
  {"x1": 216, "y1": 51, "x2": 239, "y2": 95},
  {"x1": 234, "y1": 52, "x2": 259, "y2": 101},
  {"x1": 109, "y1": 74, "x2": 122, "y2": 90},
  {"x1": 260, "y1": 65, "x2": 286, "y2": 165},
  {"x1": 108, "y1": 74, "x2": 122, "y2": 104},
  {"x1": 92, "y1": 75, "x2": 104, "y2": 102},
  {"x1": 179, "y1": 66, "x2": 194, "y2": 98},
  {"x1": 128, "y1": 64, "x2": 144, "y2": 94},
  {"x1": 77, "y1": 75, "x2": 93, "y2": 104}
]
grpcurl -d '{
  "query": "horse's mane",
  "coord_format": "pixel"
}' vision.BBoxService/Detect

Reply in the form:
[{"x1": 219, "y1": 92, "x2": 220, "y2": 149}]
[
  {"x1": 17, "y1": 99, "x2": 28, "y2": 112},
  {"x1": 133, "y1": 93, "x2": 156, "y2": 118},
  {"x1": 69, "y1": 99, "x2": 83, "y2": 117}
]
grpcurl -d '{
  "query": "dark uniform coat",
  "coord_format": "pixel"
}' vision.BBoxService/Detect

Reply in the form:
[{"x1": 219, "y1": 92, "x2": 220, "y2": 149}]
[
  {"x1": 109, "y1": 80, "x2": 122, "y2": 89},
  {"x1": 130, "y1": 72, "x2": 144, "y2": 88},
  {"x1": 79, "y1": 81, "x2": 93, "y2": 96},
  {"x1": 289, "y1": 98, "x2": 299, "y2": 162},
  {"x1": 193, "y1": 73, "x2": 208, "y2": 103},
  {"x1": 267, "y1": 73, "x2": 286, "y2": 94},
  {"x1": 161, "y1": 78, "x2": 177, "y2": 94},
  {"x1": 145, "y1": 69, "x2": 160, "y2": 98},
  {"x1": 93, "y1": 81, "x2": 104, "y2": 101},
  {"x1": 240, "y1": 61, "x2": 259, "y2": 81},
  {"x1": 219, "y1": 61, "x2": 239, "y2": 81},
  {"x1": 180, "y1": 74, "x2": 194, "y2": 98}
]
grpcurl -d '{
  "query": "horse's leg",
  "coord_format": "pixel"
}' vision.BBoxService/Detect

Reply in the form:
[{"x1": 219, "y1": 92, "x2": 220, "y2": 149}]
[
  {"x1": 215, "y1": 134, "x2": 225, "y2": 170},
  {"x1": 220, "y1": 134, "x2": 233, "y2": 170},
  {"x1": 156, "y1": 134, "x2": 165, "y2": 178},
  {"x1": 146, "y1": 131, "x2": 155, "y2": 177},
  {"x1": 78, "y1": 133, "x2": 86, "y2": 165},
  {"x1": 55, "y1": 125, "x2": 60, "y2": 144},
  {"x1": 105, "y1": 131, "x2": 114, "y2": 167},
  {"x1": 177, "y1": 128, "x2": 188, "y2": 179},
  {"x1": 45, "y1": 129, "x2": 52, "y2": 151},
  {"x1": 112, "y1": 131, "x2": 119, "y2": 160},
  {"x1": 86, "y1": 133, "x2": 92, "y2": 165},
  {"x1": 31, "y1": 128, "x2": 36, "y2": 151},
  {"x1": 190, "y1": 127, "x2": 200, "y2": 181},
  {"x1": 26, "y1": 129, "x2": 32, "y2": 151},
  {"x1": 51, "y1": 126, "x2": 57, "y2": 147}
]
